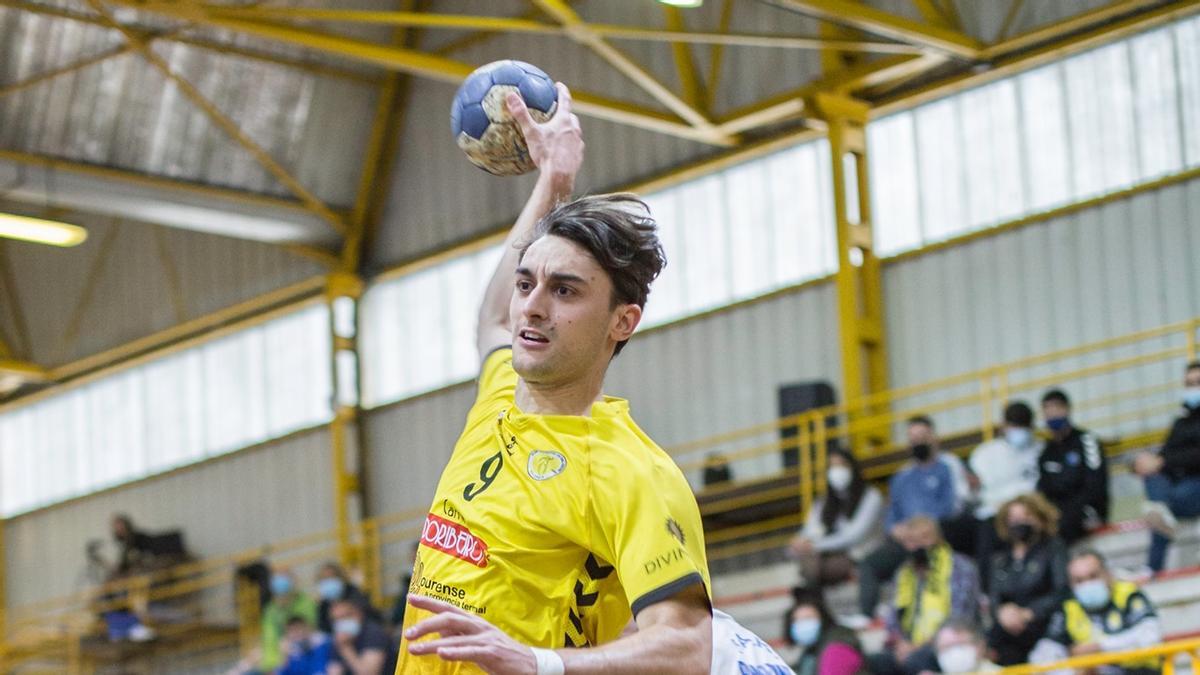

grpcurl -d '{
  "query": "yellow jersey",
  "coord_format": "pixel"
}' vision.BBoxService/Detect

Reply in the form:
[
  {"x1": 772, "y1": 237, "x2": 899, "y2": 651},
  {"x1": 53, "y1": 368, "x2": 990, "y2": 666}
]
[{"x1": 395, "y1": 347, "x2": 711, "y2": 674}]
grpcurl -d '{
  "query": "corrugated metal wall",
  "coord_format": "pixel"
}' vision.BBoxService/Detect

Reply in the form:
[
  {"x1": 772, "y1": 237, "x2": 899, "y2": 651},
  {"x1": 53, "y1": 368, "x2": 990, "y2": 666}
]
[
  {"x1": 0, "y1": 218, "x2": 324, "y2": 368},
  {"x1": 3, "y1": 426, "x2": 333, "y2": 608}
]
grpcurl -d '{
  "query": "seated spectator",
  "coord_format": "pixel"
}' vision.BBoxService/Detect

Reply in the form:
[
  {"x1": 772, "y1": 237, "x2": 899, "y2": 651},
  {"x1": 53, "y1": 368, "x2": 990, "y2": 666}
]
[
  {"x1": 390, "y1": 543, "x2": 419, "y2": 637},
  {"x1": 328, "y1": 598, "x2": 397, "y2": 675},
  {"x1": 987, "y1": 494, "x2": 1069, "y2": 666},
  {"x1": 111, "y1": 514, "x2": 156, "y2": 576},
  {"x1": 934, "y1": 620, "x2": 1000, "y2": 674},
  {"x1": 867, "y1": 516, "x2": 980, "y2": 675},
  {"x1": 784, "y1": 586, "x2": 865, "y2": 675},
  {"x1": 969, "y1": 401, "x2": 1042, "y2": 589},
  {"x1": 1132, "y1": 360, "x2": 1200, "y2": 574},
  {"x1": 278, "y1": 614, "x2": 334, "y2": 675},
  {"x1": 1030, "y1": 550, "x2": 1162, "y2": 675},
  {"x1": 855, "y1": 416, "x2": 971, "y2": 621},
  {"x1": 260, "y1": 568, "x2": 318, "y2": 673},
  {"x1": 315, "y1": 562, "x2": 382, "y2": 634},
  {"x1": 788, "y1": 448, "x2": 884, "y2": 588},
  {"x1": 1038, "y1": 389, "x2": 1109, "y2": 545}
]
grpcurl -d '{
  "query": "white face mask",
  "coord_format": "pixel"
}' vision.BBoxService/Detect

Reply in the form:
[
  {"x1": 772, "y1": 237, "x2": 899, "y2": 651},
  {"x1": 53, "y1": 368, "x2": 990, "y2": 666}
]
[
  {"x1": 937, "y1": 644, "x2": 980, "y2": 674},
  {"x1": 827, "y1": 466, "x2": 853, "y2": 491}
]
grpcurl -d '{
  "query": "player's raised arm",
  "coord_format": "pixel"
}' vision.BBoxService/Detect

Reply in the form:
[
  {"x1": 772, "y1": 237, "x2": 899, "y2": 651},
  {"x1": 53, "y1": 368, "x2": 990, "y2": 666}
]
[{"x1": 476, "y1": 83, "x2": 584, "y2": 361}]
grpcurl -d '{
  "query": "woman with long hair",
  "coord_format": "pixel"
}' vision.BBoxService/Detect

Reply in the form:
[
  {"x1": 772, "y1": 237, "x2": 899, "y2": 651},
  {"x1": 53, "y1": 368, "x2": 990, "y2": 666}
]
[{"x1": 788, "y1": 448, "x2": 884, "y2": 586}]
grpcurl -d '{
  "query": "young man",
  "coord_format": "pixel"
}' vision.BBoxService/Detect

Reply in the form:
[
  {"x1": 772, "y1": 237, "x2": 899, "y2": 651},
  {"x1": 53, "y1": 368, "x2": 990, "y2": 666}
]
[
  {"x1": 1037, "y1": 389, "x2": 1109, "y2": 545},
  {"x1": 396, "y1": 85, "x2": 713, "y2": 674},
  {"x1": 1132, "y1": 360, "x2": 1200, "y2": 573}
]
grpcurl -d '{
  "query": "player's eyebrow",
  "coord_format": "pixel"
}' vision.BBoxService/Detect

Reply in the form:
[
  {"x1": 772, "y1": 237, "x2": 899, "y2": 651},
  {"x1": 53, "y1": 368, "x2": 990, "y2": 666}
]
[{"x1": 515, "y1": 267, "x2": 589, "y2": 286}]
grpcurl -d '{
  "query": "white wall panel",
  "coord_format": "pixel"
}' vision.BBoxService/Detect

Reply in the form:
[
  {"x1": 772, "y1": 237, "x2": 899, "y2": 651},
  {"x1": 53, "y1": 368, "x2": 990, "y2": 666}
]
[{"x1": 3, "y1": 427, "x2": 334, "y2": 609}]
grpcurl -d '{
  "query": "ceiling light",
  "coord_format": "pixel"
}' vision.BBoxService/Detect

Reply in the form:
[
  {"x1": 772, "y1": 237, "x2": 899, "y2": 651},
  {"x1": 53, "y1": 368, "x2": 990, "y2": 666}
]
[
  {"x1": 657, "y1": 0, "x2": 703, "y2": 7},
  {"x1": 0, "y1": 213, "x2": 88, "y2": 247}
]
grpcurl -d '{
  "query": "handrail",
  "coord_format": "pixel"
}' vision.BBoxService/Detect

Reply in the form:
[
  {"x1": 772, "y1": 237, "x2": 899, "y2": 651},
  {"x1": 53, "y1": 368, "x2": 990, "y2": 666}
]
[
  {"x1": 997, "y1": 636, "x2": 1200, "y2": 675},
  {"x1": 3, "y1": 315, "x2": 1198, "y2": 667}
]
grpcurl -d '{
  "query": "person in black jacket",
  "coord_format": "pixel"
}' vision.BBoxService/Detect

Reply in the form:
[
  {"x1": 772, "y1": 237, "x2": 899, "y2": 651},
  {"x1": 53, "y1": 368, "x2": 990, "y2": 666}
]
[
  {"x1": 986, "y1": 494, "x2": 1069, "y2": 666},
  {"x1": 1037, "y1": 389, "x2": 1109, "y2": 545},
  {"x1": 1133, "y1": 361, "x2": 1200, "y2": 573}
]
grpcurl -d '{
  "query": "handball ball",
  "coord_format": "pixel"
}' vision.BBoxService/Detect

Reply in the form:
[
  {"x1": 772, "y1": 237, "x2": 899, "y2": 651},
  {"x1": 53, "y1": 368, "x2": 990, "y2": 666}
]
[{"x1": 450, "y1": 60, "x2": 558, "y2": 176}]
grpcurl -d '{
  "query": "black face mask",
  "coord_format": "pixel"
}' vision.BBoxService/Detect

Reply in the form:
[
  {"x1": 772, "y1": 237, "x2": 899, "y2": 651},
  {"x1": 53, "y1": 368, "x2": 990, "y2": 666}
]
[
  {"x1": 1010, "y1": 523, "x2": 1036, "y2": 543},
  {"x1": 910, "y1": 547, "x2": 931, "y2": 567},
  {"x1": 911, "y1": 443, "x2": 932, "y2": 462}
]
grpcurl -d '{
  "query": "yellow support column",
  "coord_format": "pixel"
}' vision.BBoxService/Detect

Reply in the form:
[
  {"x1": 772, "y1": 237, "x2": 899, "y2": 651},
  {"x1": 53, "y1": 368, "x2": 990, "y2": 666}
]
[
  {"x1": 326, "y1": 273, "x2": 366, "y2": 570},
  {"x1": 811, "y1": 92, "x2": 889, "y2": 455}
]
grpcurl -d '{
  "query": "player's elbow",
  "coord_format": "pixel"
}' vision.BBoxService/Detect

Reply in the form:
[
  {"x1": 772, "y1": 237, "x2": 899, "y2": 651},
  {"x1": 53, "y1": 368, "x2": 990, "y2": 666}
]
[{"x1": 666, "y1": 617, "x2": 712, "y2": 674}]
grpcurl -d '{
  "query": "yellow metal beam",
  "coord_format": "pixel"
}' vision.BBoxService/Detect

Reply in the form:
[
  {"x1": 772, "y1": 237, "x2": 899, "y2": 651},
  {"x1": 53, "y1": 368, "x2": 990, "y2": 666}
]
[
  {"x1": 771, "y1": 0, "x2": 982, "y2": 58},
  {"x1": 531, "y1": 0, "x2": 724, "y2": 137},
  {"x1": 662, "y1": 6, "x2": 706, "y2": 112},
  {"x1": 107, "y1": 2, "x2": 730, "y2": 145},
  {"x1": 980, "y1": 0, "x2": 1165, "y2": 59},
  {"x1": 86, "y1": 0, "x2": 349, "y2": 236},
  {"x1": 704, "y1": 0, "x2": 736, "y2": 114},
  {"x1": 0, "y1": 0, "x2": 379, "y2": 84},
  {"x1": 0, "y1": 44, "x2": 135, "y2": 100},
  {"x1": 194, "y1": 5, "x2": 923, "y2": 54},
  {"x1": 52, "y1": 220, "x2": 121, "y2": 366}
]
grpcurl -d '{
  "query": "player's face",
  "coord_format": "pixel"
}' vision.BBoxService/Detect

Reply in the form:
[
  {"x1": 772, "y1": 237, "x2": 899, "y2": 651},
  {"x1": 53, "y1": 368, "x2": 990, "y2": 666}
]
[{"x1": 510, "y1": 235, "x2": 638, "y2": 385}]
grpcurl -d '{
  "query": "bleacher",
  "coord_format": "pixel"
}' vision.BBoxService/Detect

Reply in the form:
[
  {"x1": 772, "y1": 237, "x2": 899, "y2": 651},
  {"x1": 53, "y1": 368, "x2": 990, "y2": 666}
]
[{"x1": 2, "y1": 317, "x2": 1198, "y2": 673}]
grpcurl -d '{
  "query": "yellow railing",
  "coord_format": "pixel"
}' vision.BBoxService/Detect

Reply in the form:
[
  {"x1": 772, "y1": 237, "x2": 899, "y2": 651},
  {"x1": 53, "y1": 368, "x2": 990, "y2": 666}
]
[
  {"x1": 2, "y1": 316, "x2": 1198, "y2": 669},
  {"x1": 998, "y1": 637, "x2": 1200, "y2": 675}
]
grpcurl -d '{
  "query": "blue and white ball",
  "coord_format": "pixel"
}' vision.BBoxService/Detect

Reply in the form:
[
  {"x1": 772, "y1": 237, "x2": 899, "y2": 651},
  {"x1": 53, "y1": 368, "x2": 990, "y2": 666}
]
[{"x1": 450, "y1": 60, "x2": 558, "y2": 176}]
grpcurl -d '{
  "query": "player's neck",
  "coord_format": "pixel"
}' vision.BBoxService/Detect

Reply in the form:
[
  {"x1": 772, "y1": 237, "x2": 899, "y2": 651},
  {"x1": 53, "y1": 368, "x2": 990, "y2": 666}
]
[{"x1": 515, "y1": 372, "x2": 605, "y2": 416}]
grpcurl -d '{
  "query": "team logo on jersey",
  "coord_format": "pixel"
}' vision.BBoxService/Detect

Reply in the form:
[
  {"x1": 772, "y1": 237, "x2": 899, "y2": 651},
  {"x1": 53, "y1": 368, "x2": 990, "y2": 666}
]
[
  {"x1": 421, "y1": 514, "x2": 489, "y2": 567},
  {"x1": 527, "y1": 450, "x2": 567, "y2": 481},
  {"x1": 667, "y1": 518, "x2": 686, "y2": 545}
]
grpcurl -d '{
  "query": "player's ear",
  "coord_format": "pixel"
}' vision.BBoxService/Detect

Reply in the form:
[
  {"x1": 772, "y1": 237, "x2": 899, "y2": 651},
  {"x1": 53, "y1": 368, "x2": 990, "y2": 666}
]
[{"x1": 609, "y1": 303, "x2": 641, "y2": 344}]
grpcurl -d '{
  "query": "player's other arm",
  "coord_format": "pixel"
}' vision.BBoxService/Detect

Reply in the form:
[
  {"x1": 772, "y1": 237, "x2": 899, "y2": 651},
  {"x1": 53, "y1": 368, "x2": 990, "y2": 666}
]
[
  {"x1": 476, "y1": 84, "x2": 584, "y2": 360},
  {"x1": 405, "y1": 585, "x2": 712, "y2": 675}
]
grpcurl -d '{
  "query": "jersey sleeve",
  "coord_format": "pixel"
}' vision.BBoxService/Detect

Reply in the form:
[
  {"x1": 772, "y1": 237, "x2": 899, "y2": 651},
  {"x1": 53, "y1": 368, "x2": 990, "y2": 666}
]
[
  {"x1": 468, "y1": 346, "x2": 517, "y2": 420},
  {"x1": 587, "y1": 456, "x2": 710, "y2": 617}
]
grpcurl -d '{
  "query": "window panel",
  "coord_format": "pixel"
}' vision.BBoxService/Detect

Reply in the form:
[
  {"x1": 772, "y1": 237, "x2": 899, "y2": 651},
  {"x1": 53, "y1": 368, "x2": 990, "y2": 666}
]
[
  {"x1": 1017, "y1": 64, "x2": 1073, "y2": 211},
  {"x1": 915, "y1": 99, "x2": 968, "y2": 241},
  {"x1": 1131, "y1": 29, "x2": 1184, "y2": 178},
  {"x1": 869, "y1": 112, "x2": 922, "y2": 256},
  {"x1": 1174, "y1": 17, "x2": 1200, "y2": 166}
]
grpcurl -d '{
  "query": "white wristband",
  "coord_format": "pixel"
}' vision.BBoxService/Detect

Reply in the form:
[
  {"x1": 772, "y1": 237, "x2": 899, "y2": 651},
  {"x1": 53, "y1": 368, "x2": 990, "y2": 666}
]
[{"x1": 532, "y1": 647, "x2": 565, "y2": 675}]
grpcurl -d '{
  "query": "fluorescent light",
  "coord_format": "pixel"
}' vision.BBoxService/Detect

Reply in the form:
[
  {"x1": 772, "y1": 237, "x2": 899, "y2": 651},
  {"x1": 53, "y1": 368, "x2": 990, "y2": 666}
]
[
  {"x1": 0, "y1": 213, "x2": 88, "y2": 247},
  {"x1": 658, "y1": 0, "x2": 703, "y2": 6}
]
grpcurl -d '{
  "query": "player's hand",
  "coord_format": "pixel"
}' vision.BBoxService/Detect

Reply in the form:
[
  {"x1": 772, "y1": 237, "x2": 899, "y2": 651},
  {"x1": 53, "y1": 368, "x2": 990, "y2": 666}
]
[
  {"x1": 507, "y1": 83, "x2": 583, "y2": 180},
  {"x1": 405, "y1": 594, "x2": 538, "y2": 675}
]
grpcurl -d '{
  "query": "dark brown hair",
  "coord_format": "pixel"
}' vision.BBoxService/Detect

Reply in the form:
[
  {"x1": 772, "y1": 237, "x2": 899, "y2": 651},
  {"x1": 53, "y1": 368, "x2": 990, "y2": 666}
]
[
  {"x1": 995, "y1": 492, "x2": 1061, "y2": 541},
  {"x1": 519, "y1": 193, "x2": 666, "y2": 356}
]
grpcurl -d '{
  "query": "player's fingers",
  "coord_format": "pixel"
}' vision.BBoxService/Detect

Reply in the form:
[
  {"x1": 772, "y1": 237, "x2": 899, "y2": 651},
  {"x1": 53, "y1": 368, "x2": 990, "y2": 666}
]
[
  {"x1": 406, "y1": 613, "x2": 482, "y2": 641},
  {"x1": 408, "y1": 593, "x2": 471, "y2": 617},
  {"x1": 505, "y1": 92, "x2": 537, "y2": 134},
  {"x1": 555, "y1": 82, "x2": 573, "y2": 116},
  {"x1": 405, "y1": 633, "x2": 484, "y2": 656}
]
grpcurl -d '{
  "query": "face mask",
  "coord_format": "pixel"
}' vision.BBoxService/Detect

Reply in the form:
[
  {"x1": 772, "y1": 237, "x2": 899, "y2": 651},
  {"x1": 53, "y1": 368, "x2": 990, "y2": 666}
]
[
  {"x1": 1005, "y1": 428, "x2": 1032, "y2": 448},
  {"x1": 1074, "y1": 579, "x2": 1111, "y2": 610},
  {"x1": 317, "y1": 577, "x2": 345, "y2": 601},
  {"x1": 911, "y1": 443, "x2": 932, "y2": 462},
  {"x1": 1009, "y1": 523, "x2": 1036, "y2": 543},
  {"x1": 334, "y1": 618, "x2": 362, "y2": 637},
  {"x1": 910, "y1": 547, "x2": 930, "y2": 567},
  {"x1": 1184, "y1": 387, "x2": 1200, "y2": 409},
  {"x1": 270, "y1": 574, "x2": 293, "y2": 596},
  {"x1": 827, "y1": 466, "x2": 853, "y2": 491},
  {"x1": 937, "y1": 645, "x2": 980, "y2": 674},
  {"x1": 790, "y1": 618, "x2": 821, "y2": 646},
  {"x1": 1046, "y1": 417, "x2": 1070, "y2": 433}
]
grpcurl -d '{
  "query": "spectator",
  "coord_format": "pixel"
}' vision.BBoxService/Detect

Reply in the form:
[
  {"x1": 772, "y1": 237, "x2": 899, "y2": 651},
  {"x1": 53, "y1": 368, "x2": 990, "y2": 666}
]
[
  {"x1": 110, "y1": 514, "x2": 156, "y2": 576},
  {"x1": 315, "y1": 562, "x2": 381, "y2": 634},
  {"x1": 1132, "y1": 361, "x2": 1200, "y2": 574},
  {"x1": 987, "y1": 494, "x2": 1069, "y2": 666},
  {"x1": 784, "y1": 586, "x2": 866, "y2": 675},
  {"x1": 278, "y1": 615, "x2": 334, "y2": 675},
  {"x1": 1038, "y1": 389, "x2": 1109, "y2": 545},
  {"x1": 327, "y1": 598, "x2": 396, "y2": 675},
  {"x1": 968, "y1": 401, "x2": 1042, "y2": 589},
  {"x1": 1030, "y1": 550, "x2": 1162, "y2": 675},
  {"x1": 788, "y1": 448, "x2": 884, "y2": 587},
  {"x1": 260, "y1": 568, "x2": 318, "y2": 672},
  {"x1": 855, "y1": 416, "x2": 971, "y2": 621},
  {"x1": 389, "y1": 543, "x2": 419, "y2": 636},
  {"x1": 867, "y1": 516, "x2": 980, "y2": 675},
  {"x1": 934, "y1": 620, "x2": 1000, "y2": 674}
]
